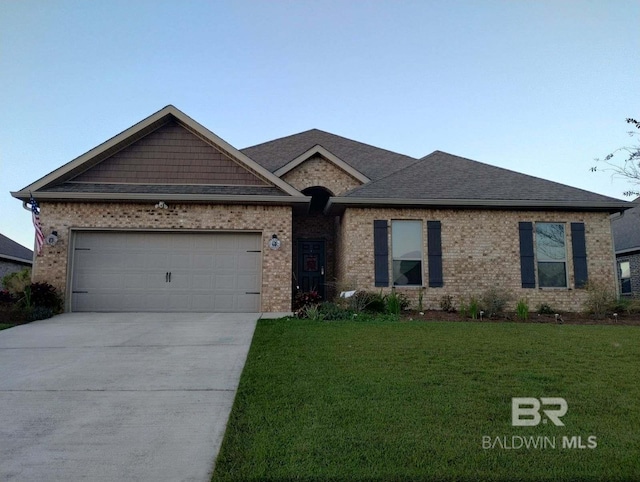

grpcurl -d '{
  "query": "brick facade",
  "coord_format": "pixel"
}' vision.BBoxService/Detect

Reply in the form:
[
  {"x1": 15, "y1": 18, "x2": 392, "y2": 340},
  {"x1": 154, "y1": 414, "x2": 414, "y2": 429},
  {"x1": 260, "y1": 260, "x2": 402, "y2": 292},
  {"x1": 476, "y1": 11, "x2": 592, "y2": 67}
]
[
  {"x1": 33, "y1": 202, "x2": 292, "y2": 312},
  {"x1": 337, "y1": 207, "x2": 617, "y2": 312},
  {"x1": 281, "y1": 154, "x2": 363, "y2": 195}
]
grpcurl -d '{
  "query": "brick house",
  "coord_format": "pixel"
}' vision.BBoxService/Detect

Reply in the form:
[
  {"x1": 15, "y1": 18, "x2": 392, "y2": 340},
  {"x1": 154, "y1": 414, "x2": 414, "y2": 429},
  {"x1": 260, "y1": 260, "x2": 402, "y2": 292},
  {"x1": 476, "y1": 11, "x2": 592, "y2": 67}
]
[
  {"x1": 611, "y1": 198, "x2": 640, "y2": 297},
  {"x1": 12, "y1": 106, "x2": 631, "y2": 313},
  {"x1": 0, "y1": 233, "x2": 33, "y2": 288}
]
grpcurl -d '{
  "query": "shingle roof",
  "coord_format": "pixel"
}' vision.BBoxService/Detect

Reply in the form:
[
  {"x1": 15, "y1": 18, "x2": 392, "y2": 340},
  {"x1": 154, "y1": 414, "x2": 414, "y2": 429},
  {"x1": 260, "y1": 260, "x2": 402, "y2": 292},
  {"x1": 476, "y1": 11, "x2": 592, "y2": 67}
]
[
  {"x1": 342, "y1": 150, "x2": 625, "y2": 204},
  {"x1": 241, "y1": 128, "x2": 417, "y2": 180},
  {"x1": 0, "y1": 233, "x2": 33, "y2": 264},
  {"x1": 612, "y1": 198, "x2": 640, "y2": 253}
]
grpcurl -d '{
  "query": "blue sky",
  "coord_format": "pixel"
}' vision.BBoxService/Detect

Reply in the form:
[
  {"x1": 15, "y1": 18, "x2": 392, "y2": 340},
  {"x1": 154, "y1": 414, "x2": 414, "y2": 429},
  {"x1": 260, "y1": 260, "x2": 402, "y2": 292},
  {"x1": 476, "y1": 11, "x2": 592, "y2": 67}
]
[{"x1": 1, "y1": 0, "x2": 639, "y2": 249}]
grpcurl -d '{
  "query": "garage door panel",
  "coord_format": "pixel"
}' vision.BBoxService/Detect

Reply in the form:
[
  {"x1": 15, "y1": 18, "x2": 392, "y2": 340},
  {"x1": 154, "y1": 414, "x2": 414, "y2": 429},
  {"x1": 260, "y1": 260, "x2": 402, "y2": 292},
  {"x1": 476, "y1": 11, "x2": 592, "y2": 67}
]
[{"x1": 71, "y1": 232, "x2": 262, "y2": 312}]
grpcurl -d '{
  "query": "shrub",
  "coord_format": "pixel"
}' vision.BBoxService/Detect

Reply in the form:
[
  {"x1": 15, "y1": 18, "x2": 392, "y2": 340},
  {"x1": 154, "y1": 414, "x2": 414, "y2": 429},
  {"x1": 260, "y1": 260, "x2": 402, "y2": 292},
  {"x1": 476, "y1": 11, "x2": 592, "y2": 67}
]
[
  {"x1": 516, "y1": 298, "x2": 529, "y2": 321},
  {"x1": 349, "y1": 291, "x2": 374, "y2": 313},
  {"x1": 364, "y1": 291, "x2": 386, "y2": 313},
  {"x1": 0, "y1": 289, "x2": 15, "y2": 304},
  {"x1": 439, "y1": 295, "x2": 455, "y2": 313},
  {"x1": 537, "y1": 303, "x2": 555, "y2": 315},
  {"x1": 386, "y1": 289, "x2": 402, "y2": 316},
  {"x1": 318, "y1": 302, "x2": 352, "y2": 321},
  {"x1": 468, "y1": 297, "x2": 480, "y2": 319},
  {"x1": 293, "y1": 290, "x2": 322, "y2": 311},
  {"x1": 481, "y1": 287, "x2": 512, "y2": 317},
  {"x1": 300, "y1": 304, "x2": 323, "y2": 321},
  {"x1": 26, "y1": 306, "x2": 55, "y2": 322},
  {"x1": 2, "y1": 268, "x2": 31, "y2": 295},
  {"x1": 584, "y1": 281, "x2": 616, "y2": 318},
  {"x1": 417, "y1": 288, "x2": 425, "y2": 312},
  {"x1": 30, "y1": 282, "x2": 63, "y2": 312}
]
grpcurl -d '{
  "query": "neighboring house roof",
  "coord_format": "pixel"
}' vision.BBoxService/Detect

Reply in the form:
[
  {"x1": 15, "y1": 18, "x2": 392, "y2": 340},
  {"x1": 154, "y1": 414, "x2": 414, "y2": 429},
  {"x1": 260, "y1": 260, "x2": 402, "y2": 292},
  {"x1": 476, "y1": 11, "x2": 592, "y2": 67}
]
[
  {"x1": 0, "y1": 233, "x2": 33, "y2": 264},
  {"x1": 612, "y1": 197, "x2": 640, "y2": 254}
]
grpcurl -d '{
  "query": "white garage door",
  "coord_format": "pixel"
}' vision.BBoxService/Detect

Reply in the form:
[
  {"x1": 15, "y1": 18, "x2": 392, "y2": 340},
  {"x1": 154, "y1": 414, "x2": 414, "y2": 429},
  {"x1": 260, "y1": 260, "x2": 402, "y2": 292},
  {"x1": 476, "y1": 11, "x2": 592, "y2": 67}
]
[{"x1": 71, "y1": 231, "x2": 262, "y2": 312}]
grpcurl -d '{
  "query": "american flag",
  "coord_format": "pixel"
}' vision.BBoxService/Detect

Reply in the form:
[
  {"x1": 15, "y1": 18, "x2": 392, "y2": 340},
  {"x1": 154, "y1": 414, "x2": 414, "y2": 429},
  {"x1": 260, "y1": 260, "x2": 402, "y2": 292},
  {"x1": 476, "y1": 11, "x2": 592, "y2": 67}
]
[{"x1": 29, "y1": 193, "x2": 45, "y2": 255}]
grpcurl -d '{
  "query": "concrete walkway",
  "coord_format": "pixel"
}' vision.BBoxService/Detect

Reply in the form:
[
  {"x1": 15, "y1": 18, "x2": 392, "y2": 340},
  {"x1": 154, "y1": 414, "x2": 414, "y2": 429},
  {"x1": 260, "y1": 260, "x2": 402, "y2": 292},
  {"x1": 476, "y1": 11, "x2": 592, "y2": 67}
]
[{"x1": 0, "y1": 312, "x2": 259, "y2": 481}]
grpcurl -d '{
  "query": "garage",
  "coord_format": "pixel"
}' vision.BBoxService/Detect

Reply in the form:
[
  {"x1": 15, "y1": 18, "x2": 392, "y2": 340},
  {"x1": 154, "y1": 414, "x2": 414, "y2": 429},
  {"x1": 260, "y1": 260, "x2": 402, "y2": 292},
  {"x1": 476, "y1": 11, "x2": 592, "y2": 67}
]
[{"x1": 70, "y1": 231, "x2": 262, "y2": 312}]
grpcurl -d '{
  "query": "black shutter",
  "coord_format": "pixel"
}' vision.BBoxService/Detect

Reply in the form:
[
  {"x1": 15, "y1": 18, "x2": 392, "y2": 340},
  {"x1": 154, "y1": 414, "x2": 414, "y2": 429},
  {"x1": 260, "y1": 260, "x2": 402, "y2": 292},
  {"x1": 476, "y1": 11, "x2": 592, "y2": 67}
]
[
  {"x1": 519, "y1": 222, "x2": 536, "y2": 288},
  {"x1": 427, "y1": 221, "x2": 443, "y2": 287},
  {"x1": 571, "y1": 222, "x2": 588, "y2": 288},
  {"x1": 373, "y1": 220, "x2": 389, "y2": 287}
]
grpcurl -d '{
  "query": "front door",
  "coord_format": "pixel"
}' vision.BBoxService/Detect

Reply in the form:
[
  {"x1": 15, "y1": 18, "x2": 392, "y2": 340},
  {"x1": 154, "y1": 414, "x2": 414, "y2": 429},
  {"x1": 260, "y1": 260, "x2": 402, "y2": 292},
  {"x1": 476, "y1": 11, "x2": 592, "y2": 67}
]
[{"x1": 297, "y1": 239, "x2": 325, "y2": 300}]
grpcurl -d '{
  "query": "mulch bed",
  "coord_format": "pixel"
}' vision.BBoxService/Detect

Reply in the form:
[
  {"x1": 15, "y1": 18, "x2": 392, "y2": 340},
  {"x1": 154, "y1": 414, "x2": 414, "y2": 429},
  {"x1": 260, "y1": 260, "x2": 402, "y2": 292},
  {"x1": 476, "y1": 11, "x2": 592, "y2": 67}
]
[{"x1": 401, "y1": 310, "x2": 640, "y2": 326}]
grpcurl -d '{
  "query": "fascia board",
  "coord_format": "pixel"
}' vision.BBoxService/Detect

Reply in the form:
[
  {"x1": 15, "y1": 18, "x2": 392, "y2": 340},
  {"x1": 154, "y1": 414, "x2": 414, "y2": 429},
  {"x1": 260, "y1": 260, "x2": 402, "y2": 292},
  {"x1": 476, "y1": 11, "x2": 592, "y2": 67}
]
[
  {"x1": 11, "y1": 190, "x2": 311, "y2": 205},
  {"x1": 274, "y1": 145, "x2": 370, "y2": 183},
  {"x1": 0, "y1": 254, "x2": 33, "y2": 264},
  {"x1": 325, "y1": 197, "x2": 633, "y2": 214}
]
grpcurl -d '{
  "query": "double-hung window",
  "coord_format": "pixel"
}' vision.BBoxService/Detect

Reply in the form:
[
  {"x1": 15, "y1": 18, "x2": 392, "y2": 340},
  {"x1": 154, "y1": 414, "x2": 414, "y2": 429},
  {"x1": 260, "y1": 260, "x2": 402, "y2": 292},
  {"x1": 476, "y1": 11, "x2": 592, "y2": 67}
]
[
  {"x1": 392, "y1": 220, "x2": 423, "y2": 286},
  {"x1": 619, "y1": 261, "x2": 631, "y2": 295},
  {"x1": 535, "y1": 223, "x2": 568, "y2": 288}
]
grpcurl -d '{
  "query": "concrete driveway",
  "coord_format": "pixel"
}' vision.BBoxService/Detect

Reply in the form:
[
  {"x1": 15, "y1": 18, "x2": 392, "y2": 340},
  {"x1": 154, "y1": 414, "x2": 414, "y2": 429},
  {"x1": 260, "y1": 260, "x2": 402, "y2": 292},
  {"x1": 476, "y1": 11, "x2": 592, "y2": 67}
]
[{"x1": 0, "y1": 312, "x2": 260, "y2": 481}]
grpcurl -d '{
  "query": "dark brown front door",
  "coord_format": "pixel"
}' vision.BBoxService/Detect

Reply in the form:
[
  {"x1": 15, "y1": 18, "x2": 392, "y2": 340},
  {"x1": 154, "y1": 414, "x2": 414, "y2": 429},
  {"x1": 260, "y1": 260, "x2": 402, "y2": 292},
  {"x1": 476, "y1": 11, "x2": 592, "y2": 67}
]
[{"x1": 297, "y1": 239, "x2": 325, "y2": 300}]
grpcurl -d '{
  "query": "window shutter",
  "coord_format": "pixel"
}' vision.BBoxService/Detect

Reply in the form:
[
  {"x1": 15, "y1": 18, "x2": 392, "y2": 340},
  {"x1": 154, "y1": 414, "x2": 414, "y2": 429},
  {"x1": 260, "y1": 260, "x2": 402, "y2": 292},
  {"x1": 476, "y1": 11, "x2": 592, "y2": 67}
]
[
  {"x1": 519, "y1": 222, "x2": 536, "y2": 288},
  {"x1": 373, "y1": 220, "x2": 389, "y2": 287},
  {"x1": 571, "y1": 222, "x2": 588, "y2": 288},
  {"x1": 427, "y1": 221, "x2": 443, "y2": 287}
]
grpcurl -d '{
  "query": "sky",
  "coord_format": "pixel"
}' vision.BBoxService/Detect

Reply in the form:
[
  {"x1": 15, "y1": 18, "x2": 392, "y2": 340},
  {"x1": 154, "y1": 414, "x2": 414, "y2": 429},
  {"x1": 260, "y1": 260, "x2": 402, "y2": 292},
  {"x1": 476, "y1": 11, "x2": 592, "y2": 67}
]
[{"x1": 1, "y1": 0, "x2": 639, "y2": 250}]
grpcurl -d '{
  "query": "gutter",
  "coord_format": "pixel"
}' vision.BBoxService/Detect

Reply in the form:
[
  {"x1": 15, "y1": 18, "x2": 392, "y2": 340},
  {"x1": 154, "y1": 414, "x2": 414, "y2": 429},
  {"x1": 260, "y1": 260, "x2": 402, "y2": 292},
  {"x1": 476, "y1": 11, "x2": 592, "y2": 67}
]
[
  {"x1": 11, "y1": 191, "x2": 311, "y2": 205},
  {"x1": 325, "y1": 197, "x2": 632, "y2": 214}
]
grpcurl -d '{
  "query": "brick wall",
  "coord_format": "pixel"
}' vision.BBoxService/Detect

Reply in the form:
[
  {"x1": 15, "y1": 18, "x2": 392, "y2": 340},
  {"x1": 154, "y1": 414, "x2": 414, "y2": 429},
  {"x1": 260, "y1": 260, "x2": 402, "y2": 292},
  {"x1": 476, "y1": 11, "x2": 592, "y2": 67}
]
[
  {"x1": 337, "y1": 207, "x2": 616, "y2": 312},
  {"x1": 33, "y1": 202, "x2": 292, "y2": 312},
  {"x1": 282, "y1": 154, "x2": 363, "y2": 195}
]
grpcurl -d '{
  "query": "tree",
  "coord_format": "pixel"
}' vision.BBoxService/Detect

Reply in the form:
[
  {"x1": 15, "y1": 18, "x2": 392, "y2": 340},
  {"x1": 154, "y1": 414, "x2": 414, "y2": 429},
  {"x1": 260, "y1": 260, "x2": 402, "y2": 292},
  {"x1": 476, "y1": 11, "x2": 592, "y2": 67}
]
[{"x1": 590, "y1": 118, "x2": 640, "y2": 197}]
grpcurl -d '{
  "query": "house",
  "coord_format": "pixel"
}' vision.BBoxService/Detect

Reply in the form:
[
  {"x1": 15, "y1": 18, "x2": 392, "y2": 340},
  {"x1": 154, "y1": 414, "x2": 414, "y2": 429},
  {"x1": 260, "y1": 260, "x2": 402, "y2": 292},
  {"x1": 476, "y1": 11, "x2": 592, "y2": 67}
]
[
  {"x1": 611, "y1": 197, "x2": 640, "y2": 297},
  {"x1": 0, "y1": 233, "x2": 33, "y2": 287},
  {"x1": 11, "y1": 105, "x2": 631, "y2": 313}
]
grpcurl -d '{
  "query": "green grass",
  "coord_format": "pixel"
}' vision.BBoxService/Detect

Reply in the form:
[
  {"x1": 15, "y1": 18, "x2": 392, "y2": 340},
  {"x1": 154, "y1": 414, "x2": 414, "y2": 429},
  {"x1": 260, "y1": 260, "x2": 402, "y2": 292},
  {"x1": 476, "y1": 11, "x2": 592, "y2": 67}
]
[
  {"x1": 212, "y1": 319, "x2": 640, "y2": 482},
  {"x1": 0, "y1": 323, "x2": 16, "y2": 330}
]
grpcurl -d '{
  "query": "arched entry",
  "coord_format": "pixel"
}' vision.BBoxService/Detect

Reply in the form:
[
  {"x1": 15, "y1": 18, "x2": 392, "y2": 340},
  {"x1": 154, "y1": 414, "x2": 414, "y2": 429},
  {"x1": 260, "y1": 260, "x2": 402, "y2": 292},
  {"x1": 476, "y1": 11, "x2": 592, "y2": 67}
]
[{"x1": 293, "y1": 187, "x2": 336, "y2": 302}]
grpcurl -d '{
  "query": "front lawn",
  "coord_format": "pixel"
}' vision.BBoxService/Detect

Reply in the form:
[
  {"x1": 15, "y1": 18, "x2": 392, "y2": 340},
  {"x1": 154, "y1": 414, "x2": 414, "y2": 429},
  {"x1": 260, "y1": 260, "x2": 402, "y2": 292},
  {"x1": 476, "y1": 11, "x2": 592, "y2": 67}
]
[{"x1": 212, "y1": 319, "x2": 640, "y2": 482}]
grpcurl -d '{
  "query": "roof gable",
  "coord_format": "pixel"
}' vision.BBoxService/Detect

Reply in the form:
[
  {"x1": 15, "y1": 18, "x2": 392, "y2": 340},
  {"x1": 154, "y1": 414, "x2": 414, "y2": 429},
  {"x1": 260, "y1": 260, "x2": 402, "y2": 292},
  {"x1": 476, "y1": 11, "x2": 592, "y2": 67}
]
[
  {"x1": 70, "y1": 120, "x2": 268, "y2": 186},
  {"x1": 612, "y1": 198, "x2": 640, "y2": 253},
  {"x1": 274, "y1": 145, "x2": 370, "y2": 184},
  {"x1": 13, "y1": 105, "x2": 303, "y2": 201},
  {"x1": 241, "y1": 128, "x2": 417, "y2": 181}
]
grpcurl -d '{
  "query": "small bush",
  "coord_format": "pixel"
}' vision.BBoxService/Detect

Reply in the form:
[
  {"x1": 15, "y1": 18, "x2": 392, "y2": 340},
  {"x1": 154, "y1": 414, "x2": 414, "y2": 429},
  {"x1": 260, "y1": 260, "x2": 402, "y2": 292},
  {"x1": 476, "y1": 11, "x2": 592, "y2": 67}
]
[
  {"x1": 30, "y1": 282, "x2": 63, "y2": 312},
  {"x1": 364, "y1": 291, "x2": 386, "y2": 313},
  {"x1": 293, "y1": 290, "x2": 322, "y2": 311},
  {"x1": 439, "y1": 295, "x2": 455, "y2": 313},
  {"x1": 386, "y1": 289, "x2": 402, "y2": 316},
  {"x1": 468, "y1": 297, "x2": 481, "y2": 320},
  {"x1": 26, "y1": 306, "x2": 55, "y2": 322},
  {"x1": 2, "y1": 268, "x2": 31, "y2": 295},
  {"x1": 348, "y1": 291, "x2": 374, "y2": 313},
  {"x1": 318, "y1": 302, "x2": 352, "y2": 321},
  {"x1": 537, "y1": 303, "x2": 555, "y2": 315},
  {"x1": 584, "y1": 281, "x2": 616, "y2": 318},
  {"x1": 481, "y1": 287, "x2": 512, "y2": 317},
  {"x1": 0, "y1": 289, "x2": 15, "y2": 304},
  {"x1": 300, "y1": 304, "x2": 323, "y2": 321},
  {"x1": 516, "y1": 298, "x2": 529, "y2": 321}
]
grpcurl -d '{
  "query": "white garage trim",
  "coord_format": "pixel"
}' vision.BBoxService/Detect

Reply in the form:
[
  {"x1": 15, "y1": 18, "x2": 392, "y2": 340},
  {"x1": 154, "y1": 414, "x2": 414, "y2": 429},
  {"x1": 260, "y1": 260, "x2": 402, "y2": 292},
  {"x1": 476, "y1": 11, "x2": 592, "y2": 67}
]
[{"x1": 68, "y1": 230, "x2": 263, "y2": 312}]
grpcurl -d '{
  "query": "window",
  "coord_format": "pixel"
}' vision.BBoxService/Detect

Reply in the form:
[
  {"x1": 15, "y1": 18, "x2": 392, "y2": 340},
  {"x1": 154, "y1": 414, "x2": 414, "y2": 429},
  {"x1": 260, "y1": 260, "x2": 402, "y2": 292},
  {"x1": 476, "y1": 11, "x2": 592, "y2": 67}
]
[
  {"x1": 535, "y1": 223, "x2": 567, "y2": 288},
  {"x1": 392, "y1": 220, "x2": 423, "y2": 286},
  {"x1": 619, "y1": 261, "x2": 631, "y2": 295}
]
